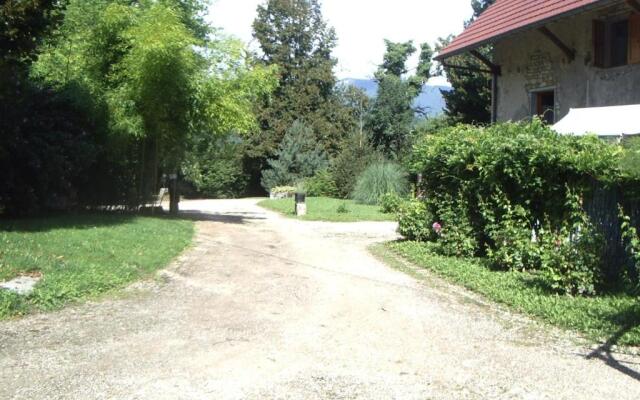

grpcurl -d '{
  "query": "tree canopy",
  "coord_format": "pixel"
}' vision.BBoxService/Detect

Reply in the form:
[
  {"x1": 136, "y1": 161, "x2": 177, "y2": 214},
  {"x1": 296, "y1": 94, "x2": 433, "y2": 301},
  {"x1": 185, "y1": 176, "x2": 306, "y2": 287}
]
[
  {"x1": 1, "y1": 0, "x2": 276, "y2": 214},
  {"x1": 249, "y1": 0, "x2": 340, "y2": 158},
  {"x1": 438, "y1": 0, "x2": 495, "y2": 124},
  {"x1": 366, "y1": 39, "x2": 432, "y2": 158}
]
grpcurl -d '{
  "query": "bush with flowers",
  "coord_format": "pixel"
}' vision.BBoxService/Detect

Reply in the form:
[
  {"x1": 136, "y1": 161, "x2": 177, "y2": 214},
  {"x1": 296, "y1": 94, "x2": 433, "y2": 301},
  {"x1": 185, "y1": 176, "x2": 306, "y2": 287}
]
[{"x1": 400, "y1": 119, "x2": 638, "y2": 295}]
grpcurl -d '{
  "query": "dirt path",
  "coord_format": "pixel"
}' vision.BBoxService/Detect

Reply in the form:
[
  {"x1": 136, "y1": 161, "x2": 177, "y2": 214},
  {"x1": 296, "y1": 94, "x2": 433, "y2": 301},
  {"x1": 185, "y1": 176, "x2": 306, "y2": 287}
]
[{"x1": 1, "y1": 198, "x2": 639, "y2": 399}]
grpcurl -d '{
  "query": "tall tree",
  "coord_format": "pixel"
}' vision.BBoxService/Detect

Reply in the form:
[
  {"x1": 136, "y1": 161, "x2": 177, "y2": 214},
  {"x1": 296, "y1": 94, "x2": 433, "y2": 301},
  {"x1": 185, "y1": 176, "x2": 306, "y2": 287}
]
[
  {"x1": 439, "y1": 0, "x2": 495, "y2": 124},
  {"x1": 249, "y1": 0, "x2": 339, "y2": 159},
  {"x1": 366, "y1": 40, "x2": 432, "y2": 158},
  {"x1": 33, "y1": 0, "x2": 275, "y2": 213}
]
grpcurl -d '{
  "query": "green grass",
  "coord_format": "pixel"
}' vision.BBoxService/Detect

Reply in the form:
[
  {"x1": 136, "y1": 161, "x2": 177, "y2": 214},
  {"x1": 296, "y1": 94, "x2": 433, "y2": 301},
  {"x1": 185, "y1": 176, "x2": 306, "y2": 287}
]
[
  {"x1": 0, "y1": 214, "x2": 194, "y2": 318},
  {"x1": 376, "y1": 241, "x2": 640, "y2": 346},
  {"x1": 258, "y1": 196, "x2": 395, "y2": 222}
]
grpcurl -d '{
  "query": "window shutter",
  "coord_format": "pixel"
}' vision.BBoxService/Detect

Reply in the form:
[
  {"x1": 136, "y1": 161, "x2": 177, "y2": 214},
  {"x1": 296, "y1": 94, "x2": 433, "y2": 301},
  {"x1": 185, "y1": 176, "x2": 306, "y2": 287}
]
[
  {"x1": 630, "y1": 13, "x2": 640, "y2": 64},
  {"x1": 593, "y1": 20, "x2": 606, "y2": 67}
]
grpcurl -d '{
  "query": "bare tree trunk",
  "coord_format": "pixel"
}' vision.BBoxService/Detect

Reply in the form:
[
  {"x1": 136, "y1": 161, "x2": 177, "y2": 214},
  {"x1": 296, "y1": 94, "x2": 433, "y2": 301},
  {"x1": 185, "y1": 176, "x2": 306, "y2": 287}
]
[
  {"x1": 169, "y1": 172, "x2": 179, "y2": 215},
  {"x1": 152, "y1": 137, "x2": 159, "y2": 214},
  {"x1": 138, "y1": 139, "x2": 146, "y2": 210},
  {"x1": 153, "y1": 137, "x2": 159, "y2": 193}
]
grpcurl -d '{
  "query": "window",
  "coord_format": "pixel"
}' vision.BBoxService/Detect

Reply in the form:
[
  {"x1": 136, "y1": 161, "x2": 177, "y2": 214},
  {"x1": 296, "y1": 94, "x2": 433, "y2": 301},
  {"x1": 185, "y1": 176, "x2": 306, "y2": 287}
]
[
  {"x1": 530, "y1": 90, "x2": 555, "y2": 124},
  {"x1": 593, "y1": 14, "x2": 640, "y2": 68}
]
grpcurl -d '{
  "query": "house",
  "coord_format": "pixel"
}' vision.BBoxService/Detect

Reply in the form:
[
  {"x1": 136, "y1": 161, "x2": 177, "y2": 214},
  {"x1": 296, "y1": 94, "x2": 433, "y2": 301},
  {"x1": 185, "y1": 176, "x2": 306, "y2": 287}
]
[{"x1": 435, "y1": 0, "x2": 640, "y2": 125}]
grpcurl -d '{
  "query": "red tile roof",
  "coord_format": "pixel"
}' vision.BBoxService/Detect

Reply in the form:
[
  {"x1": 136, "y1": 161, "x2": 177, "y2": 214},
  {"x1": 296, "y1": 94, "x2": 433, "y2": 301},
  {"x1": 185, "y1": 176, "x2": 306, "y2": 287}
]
[{"x1": 436, "y1": 0, "x2": 608, "y2": 60}]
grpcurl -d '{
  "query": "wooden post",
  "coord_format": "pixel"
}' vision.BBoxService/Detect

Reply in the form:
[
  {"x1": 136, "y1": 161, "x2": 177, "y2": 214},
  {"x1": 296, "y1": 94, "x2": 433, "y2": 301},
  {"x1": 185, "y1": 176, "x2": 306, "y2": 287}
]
[
  {"x1": 538, "y1": 26, "x2": 576, "y2": 61},
  {"x1": 491, "y1": 71, "x2": 498, "y2": 123},
  {"x1": 469, "y1": 50, "x2": 501, "y2": 124}
]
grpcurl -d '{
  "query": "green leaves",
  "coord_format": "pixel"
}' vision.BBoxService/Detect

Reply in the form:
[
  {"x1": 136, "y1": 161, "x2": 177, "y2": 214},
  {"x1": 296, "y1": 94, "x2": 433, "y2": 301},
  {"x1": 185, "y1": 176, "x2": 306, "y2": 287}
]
[
  {"x1": 351, "y1": 162, "x2": 409, "y2": 206},
  {"x1": 367, "y1": 39, "x2": 434, "y2": 158},
  {"x1": 405, "y1": 120, "x2": 634, "y2": 295},
  {"x1": 261, "y1": 120, "x2": 329, "y2": 191},
  {"x1": 30, "y1": 0, "x2": 276, "y2": 207},
  {"x1": 251, "y1": 0, "x2": 339, "y2": 159}
]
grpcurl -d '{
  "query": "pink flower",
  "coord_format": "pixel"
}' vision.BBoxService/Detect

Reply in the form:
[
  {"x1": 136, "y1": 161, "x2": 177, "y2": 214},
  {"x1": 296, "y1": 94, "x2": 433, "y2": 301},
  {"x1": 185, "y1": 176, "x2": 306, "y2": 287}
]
[{"x1": 432, "y1": 222, "x2": 442, "y2": 234}]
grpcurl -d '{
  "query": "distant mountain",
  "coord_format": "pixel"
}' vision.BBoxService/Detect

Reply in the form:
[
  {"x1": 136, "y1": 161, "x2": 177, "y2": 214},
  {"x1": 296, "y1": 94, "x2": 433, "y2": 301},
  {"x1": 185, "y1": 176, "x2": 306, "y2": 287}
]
[{"x1": 340, "y1": 78, "x2": 451, "y2": 117}]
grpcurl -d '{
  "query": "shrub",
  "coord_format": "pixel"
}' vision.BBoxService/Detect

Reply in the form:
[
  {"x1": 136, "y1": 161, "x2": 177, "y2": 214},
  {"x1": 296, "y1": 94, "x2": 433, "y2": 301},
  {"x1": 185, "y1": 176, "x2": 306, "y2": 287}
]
[
  {"x1": 539, "y1": 193, "x2": 605, "y2": 296},
  {"x1": 0, "y1": 85, "x2": 97, "y2": 215},
  {"x1": 620, "y1": 136, "x2": 640, "y2": 180},
  {"x1": 431, "y1": 194, "x2": 478, "y2": 258},
  {"x1": 182, "y1": 136, "x2": 247, "y2": 198},
  {"x1": 331, "y1": 131, "x2": 382, "y2": 198},
  {"x1": 379, "y1": 192, "x2": 404, "y2": 214},
  {"x1": 481, "y1": 194, "x2": 541, "y2": 271},
  {"x1": 397, "y1": 200, "x2": 436, "y2": 241},
  {"x1": 410, "y1": 120, "x2": 618, "y2": 229},
  {"x1": 336, "y1": 203, "x2": 349, "y2": 214},
  {"x1": 619, "y1": 206, "x2": 640, "y2": 292},
  {"x1": 540, "y1": 223, "x2": 604, "y2": 296},
  {"x1": 351, "y1": 161, "x2": 408, "y2": 205},
  {"x1": 304, "y1": 170, "x2": 339, "y2": 197},
  {"x1": 402, "y1": 119, "x2": 634, "y2": 294},
  {"x1": 261, "y1": 121, "x2": 328, "y2": 191}
]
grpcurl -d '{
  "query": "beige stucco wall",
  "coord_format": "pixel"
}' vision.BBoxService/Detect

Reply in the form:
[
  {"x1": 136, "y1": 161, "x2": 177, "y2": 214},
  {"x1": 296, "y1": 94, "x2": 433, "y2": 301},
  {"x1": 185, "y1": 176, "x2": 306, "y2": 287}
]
[{"x1": 494, "y1": 2, "x2": 640, "y2": 122}]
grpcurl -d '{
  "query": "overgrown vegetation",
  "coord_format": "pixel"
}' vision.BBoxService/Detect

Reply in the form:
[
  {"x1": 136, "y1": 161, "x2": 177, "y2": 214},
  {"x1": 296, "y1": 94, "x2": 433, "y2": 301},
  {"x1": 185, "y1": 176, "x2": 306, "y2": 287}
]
[
  {"x1": 258, "y1": 197, "x2": 394, "y2": 222},
  {"x1": 0, "y1": 214, "x2": 193, "y2": 318},
  {"x1": 378, "y1": 241, "x2": 640, "y2": 345},
  {"x1": 351, "y1": 162, "x2": 409, "y2": 205},
  {"x1": 366, "y1": 40, "x2": 432, "y2": 158},
  {"x1": 181, "y1": 136, "x2": 247, "y2": 198},
  {"x1": 1, "y1": 0, "x2": 275, "y2": 215},
  {"x1": 261, "y1": 121, "x2": 329, "y2": 191},
  {"x1": 396, "y1": 119, "x2": 640, "y2": 296}
]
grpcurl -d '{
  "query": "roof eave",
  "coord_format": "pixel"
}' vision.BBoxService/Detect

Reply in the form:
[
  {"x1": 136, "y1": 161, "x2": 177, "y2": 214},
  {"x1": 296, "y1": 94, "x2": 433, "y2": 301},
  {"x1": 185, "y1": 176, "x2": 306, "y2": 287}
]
[{"x1": 434, "y1": 0, "x2": 611, "y2": 61}]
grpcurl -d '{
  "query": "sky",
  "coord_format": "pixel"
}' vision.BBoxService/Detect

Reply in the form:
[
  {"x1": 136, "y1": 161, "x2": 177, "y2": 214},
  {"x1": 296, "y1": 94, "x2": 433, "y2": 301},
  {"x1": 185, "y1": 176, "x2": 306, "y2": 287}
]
[{"x1": 206, "y1": 0, "x2": 474, "y2": 85}]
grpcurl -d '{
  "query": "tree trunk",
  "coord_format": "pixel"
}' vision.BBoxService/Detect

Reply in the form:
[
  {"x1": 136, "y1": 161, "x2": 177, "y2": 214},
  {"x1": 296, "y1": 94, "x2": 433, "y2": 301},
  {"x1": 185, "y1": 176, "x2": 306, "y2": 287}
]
[
  {"x1": 138, "y1": 139, "x2": 146, "y2": 210},
  {"x1": 169, "y1": 172, "x2": 179, "y2": 215}
]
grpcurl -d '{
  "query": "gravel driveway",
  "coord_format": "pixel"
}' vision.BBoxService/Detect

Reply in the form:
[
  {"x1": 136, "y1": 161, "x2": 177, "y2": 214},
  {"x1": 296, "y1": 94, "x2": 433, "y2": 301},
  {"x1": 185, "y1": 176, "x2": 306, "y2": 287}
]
[{"x1": 1, "y1": 198, "x2": 639, "y2": 399}]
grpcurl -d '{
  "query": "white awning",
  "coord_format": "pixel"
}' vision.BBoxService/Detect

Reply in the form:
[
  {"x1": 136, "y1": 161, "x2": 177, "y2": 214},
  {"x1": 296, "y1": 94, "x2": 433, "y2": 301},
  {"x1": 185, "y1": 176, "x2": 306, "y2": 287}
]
[{"x1": 553, "y1": 104, "x2": 640, "y2": 137}]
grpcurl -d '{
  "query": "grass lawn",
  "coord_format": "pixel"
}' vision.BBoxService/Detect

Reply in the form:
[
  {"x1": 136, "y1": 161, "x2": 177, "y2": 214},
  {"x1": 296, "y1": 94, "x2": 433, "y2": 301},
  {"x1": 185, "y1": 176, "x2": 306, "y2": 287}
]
[
  {"x1": 0, "y1": 214, "x2": 194, "y2": 318},
  {"x1": 258, "y1": 196, "x2": 395, "y2": 222},
  {"x1": 373, "y1": 241, "x2": 640, "y2": 346}
]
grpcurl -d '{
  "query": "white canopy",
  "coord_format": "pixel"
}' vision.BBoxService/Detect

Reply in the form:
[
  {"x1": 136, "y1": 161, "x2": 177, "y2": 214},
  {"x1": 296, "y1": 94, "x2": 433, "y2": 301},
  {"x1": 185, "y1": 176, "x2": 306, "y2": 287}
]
[{"x1": 553, "y1": 104, "x2": 640, "y2": 137}]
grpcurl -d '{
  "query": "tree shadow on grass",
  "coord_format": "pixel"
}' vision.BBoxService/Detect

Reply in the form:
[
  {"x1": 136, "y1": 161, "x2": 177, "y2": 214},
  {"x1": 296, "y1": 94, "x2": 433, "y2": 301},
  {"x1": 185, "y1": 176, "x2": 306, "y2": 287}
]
[
  {"x1": 0, "y1": 212, "x2": 138, "y2": 233},
  {"x1": 0, "y1": 203, "x2": 269, "y2": 232},
  {"x1": 176, "y1": 209, "x2": 267, "y2": 225},
  {"x1": 586, "y1": 305, "x2": 640, "y2": 382}
]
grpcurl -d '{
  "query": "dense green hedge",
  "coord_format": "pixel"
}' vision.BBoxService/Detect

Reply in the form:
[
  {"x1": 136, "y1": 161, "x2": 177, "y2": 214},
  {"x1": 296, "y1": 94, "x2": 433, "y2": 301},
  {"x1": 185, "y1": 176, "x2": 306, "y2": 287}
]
[{"x1": 402, "y1": 120, "x2": 639, "y2": 295}]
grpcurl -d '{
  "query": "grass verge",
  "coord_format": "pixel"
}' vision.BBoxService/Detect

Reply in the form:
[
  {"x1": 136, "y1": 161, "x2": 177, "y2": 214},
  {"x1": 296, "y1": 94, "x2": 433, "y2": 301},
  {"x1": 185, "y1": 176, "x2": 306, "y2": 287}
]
[
  {"x1": 377, "y1": 241, "x2": 640, "y2": 346},
  {"x1": 0, "y1": 213, "x2": 194, "y2": 318},
  {"x1": 258, "y1": 197, "x2": 394, "y2": 222}
]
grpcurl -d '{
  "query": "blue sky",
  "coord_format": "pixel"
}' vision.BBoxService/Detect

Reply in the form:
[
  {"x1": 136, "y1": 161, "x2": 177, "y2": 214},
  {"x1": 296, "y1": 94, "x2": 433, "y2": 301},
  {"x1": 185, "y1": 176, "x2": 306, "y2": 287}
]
[{"x1": 207, "y1": 0, "x2": 474, "y2": 84}]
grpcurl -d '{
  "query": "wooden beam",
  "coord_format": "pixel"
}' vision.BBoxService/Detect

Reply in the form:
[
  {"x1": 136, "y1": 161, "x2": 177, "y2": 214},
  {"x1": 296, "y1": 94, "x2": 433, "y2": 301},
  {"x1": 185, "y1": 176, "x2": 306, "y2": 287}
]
[
  {"x1": 441, "y1": 63, "x2": 494, "y2": 75},
  {"x1": 627, "y1": 0, "x2": 640, "y2": 13},
  {"x1": 469, "y1": 50, "x2": 501, "y2": 75},
  {"x1": 538, "y1": 26, "x2": 576, "y2": 61},
  {"x1": 491, "y1": 72, "x2": 498, "y2": 123}
]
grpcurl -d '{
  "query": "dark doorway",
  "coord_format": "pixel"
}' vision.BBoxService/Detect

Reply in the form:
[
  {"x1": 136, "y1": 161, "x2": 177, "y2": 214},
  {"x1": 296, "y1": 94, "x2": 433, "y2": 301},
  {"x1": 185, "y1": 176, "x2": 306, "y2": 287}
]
[{"x1": 534, "y1": 90, "x2": 555, "y2": 124}]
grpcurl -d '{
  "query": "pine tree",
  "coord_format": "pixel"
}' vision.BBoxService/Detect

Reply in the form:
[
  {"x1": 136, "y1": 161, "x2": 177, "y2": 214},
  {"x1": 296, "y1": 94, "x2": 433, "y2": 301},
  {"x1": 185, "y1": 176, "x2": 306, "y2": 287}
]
[
  {"x1": 249, "y1": 0, "x2": 338, "y2": 159},
  {"x1": 261, "y1": 121, "x2": 328, "y2": 191}
]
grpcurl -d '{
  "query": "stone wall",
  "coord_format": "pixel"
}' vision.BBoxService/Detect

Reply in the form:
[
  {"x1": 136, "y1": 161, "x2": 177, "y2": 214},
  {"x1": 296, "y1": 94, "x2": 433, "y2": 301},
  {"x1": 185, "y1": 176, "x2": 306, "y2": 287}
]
[{"x1": 494, "y1": 2, "x2": 640, "y2": 122}]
